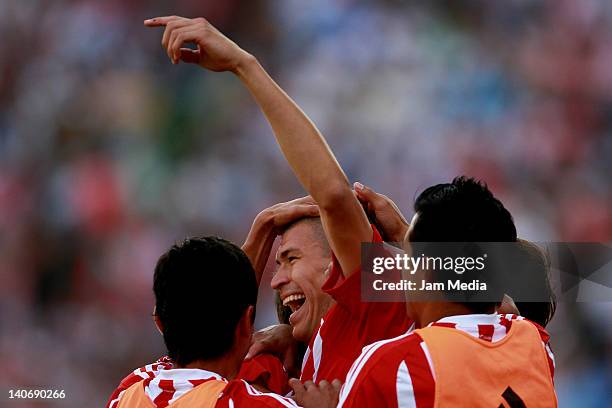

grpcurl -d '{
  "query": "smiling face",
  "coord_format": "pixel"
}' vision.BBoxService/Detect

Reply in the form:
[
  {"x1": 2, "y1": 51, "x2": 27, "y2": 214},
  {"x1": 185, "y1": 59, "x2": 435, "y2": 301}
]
[{"x1": 271, "y1": 218, "x2": 333, "y2": 343}]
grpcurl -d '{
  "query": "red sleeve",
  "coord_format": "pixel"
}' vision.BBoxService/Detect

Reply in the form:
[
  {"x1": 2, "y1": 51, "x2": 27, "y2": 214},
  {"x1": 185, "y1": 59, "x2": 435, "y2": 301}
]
[
  {"x1": 339, "y1": 369, "x2": 393, "y2": 408},
  {"x1": 238, "y1": 354, "x2": 290, "y2": 395},
  {"x1": 339, "y1": 333, "x2": 435, "y2": 408},
  {"x1": 528, "y1": 319, "x2": 556, "y2": 382},
  {"x1": 322, "y1": 225, "x2": 383, "y2": 311},
  {"x1": 217, "y1": 380, "x2": 299, "y2": 407},
  {"x1": 106, "y1": 371, "x2": 143, "y2": 408}
]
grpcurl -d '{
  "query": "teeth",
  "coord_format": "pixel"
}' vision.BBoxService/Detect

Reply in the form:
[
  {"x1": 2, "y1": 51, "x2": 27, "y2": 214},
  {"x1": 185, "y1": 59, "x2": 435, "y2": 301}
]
[{"x1": 283, "y1": 293, "x2": 306, "y2": 306}]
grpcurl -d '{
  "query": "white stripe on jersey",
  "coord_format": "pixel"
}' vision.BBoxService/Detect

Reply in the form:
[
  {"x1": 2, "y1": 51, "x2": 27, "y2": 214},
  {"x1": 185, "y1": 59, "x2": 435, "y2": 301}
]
[
  {"x1": 108, "y1": 390, "x2": 125, "y2": 408},
  {"x1": 300, "y1": 345, "x2": 311, "y2": 373},
  {"x1": 338, "y1": 331, "x2": 414, "y2": 408},
  {"x1": 545, "y1": 344, "x2": 556, "y2": 368},
  {"x1": 491, "y1": 322, "x2": 507, "y2": 342},
  {"x1": 419, "y1": 342, "x2": 435, "y2": 381},
  {"x1": 242, "y1": 381, "x2": 300, "y2": 407},
  {"x1": 143, "y1": 368, "x2": 227, "y2": 406},
  {"x1": 311, "y1": 319, "x2": 324, "y2": 382},
  {"x1": 396, "y1": 360, "x2": 417, "y2": 408}
]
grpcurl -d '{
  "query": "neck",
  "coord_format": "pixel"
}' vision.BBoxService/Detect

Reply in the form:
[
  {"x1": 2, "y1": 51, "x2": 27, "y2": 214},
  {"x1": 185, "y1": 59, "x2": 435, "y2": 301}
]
[
  {"x1": 414, "y1": 302, "x2": 478, "y2": 328},
  {"x1": 177, "y1": 352, "x2": 243, "y2": 380}
]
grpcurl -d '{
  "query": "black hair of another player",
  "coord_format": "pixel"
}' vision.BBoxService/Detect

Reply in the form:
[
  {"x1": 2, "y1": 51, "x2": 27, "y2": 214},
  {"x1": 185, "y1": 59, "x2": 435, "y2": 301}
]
[
  {"x1": 153, "y1": 236, "x2": 257, "y2": 366},
  {"x1": 409, "y1": 176, "x2": 517, "y2": 313},
  {"x1": 513, "y1": 239, "x2": 556, "y2": 327}
]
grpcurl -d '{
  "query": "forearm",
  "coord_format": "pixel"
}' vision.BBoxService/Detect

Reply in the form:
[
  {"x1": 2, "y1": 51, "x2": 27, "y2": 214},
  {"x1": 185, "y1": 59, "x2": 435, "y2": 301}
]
[
  {"x1": 242, "y1": 211, "x2": 277, "y2": 287},
  {"x1": 148, "y1": 16, "x2": 371, "y2": 275},
  {"x1": 234, "y1": 57, "x2": 371, "y2": 274},
  {"x1": 235, "y1": 57, "x2": 351, "y2": 208}
]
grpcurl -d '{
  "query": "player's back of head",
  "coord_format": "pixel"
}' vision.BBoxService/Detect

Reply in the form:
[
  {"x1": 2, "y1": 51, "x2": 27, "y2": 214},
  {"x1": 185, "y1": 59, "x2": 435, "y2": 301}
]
[
  {"x1": 409, "y1": 176, "x2": 517, "y2": 243},
  {"x1": 408, "y1": 177, "x2": 517, "y2": 313},
  {"x1": 153, "y1": 236, "x2": 257, "y2": 366},
  {"x1": 513, "y1": 239, "x2": 556, "y2": 327}
]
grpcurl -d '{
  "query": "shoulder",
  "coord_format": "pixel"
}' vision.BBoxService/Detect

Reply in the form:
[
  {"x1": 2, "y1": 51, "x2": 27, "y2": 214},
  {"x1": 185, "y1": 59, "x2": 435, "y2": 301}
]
[
  {"x1": 218, "y1": 380, "x2": 299, "y2": 408},
  {"x1": 341, "y1": 332, "x2": 424, "y2": 394},
  {"x1": 339, "y1": 331, "x2": 435, "y2": 408},
  {"x1": 499, "y1": 314, "x2": 551, "y2": 343},
  {"x1": 106, "y1": 357, "x2": 172, "y2": 408}
]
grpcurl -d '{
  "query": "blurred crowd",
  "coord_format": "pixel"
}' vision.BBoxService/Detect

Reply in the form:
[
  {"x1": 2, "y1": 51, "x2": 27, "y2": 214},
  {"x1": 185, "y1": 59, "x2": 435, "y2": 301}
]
[{"x1": 1, "y1": 0, "x2": 610, "y2": 406}]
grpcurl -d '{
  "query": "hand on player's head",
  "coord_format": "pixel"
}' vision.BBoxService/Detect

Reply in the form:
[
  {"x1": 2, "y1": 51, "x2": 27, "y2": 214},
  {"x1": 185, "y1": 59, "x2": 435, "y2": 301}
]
[
  {"x1": 354, "y1": 182, "x2": 409, "y2": 243},
  {"x1": 144, "y1": 15, "x2": 252, "y2": 71},
  {"x1": 261, "y1": 196, "x2": 320, "y2": 234}
]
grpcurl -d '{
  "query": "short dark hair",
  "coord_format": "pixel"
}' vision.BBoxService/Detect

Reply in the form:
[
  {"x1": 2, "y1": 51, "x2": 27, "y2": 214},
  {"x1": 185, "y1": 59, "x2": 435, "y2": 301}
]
[
  {"x1": 282, "y1": 217, "x2": 330, "y2": 256},
  {"x1": 410, "y1": 177, "x2": 517, "y2": 313},
  {"x1": 513, "y1": 239, "x2": 556, "y2": 327},
  {"x1": 410, "y1": 176, "x2": 517, "y2": 243},
  {"x1": 153, "y1": 236, "x2": 257, "y2": 366}
]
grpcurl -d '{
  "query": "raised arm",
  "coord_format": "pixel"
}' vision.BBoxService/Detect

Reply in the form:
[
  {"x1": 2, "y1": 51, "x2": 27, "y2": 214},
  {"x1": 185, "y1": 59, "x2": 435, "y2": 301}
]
[{"x1": 145, "y1": 16, "x2": 372, "y2": 275}]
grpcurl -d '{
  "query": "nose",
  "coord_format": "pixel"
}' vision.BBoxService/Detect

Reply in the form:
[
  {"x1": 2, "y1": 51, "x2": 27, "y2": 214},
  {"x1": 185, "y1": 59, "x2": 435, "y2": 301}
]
[{"x1": 271, "y1": 265, "x2": 290, "y2": 290}]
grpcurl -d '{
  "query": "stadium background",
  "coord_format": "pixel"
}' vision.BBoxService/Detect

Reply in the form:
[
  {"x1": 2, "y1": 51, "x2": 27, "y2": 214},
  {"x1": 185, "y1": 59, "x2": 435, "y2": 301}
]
[{"x1": 1, "y1": 0, "x2": 610, "y2": 406}]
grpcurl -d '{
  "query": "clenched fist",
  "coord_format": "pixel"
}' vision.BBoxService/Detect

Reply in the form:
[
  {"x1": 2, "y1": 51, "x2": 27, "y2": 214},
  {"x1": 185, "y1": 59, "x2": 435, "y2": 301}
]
[{"x1": 144, "y1": 16, "x2": 253, "y2": 72}]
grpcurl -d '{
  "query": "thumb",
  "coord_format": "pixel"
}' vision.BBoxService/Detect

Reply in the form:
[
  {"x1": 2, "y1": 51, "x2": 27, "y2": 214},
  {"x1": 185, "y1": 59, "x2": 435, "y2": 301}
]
[
  {"x1": 289, "y1": 378, "x2": 305, "y2": 398},
  {"x1": 179, "y1": 48, "x2": 200, "y2": 64},
  {"x1": 354, "y1": 182, "x2": 377, "y2": 201},
  {"x1": 245, "y1": 342, "x2": 264, "y2": 360}
]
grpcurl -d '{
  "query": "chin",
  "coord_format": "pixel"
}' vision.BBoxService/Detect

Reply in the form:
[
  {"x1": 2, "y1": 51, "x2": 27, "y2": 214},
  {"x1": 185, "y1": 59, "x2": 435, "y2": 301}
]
[{"x1": 291, "y1": 324, "x2": 311, "y2": 343}]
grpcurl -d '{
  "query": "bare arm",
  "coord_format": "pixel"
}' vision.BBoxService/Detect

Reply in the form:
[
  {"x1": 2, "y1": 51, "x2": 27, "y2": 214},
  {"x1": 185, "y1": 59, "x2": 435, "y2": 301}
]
[
  {"x1": 241, "y1": 214, "x2": 277, "y2": 287},
  {"x1": 242, "y1": 196, "x2": 319, "y2": 286},
  {"x1": 234, "y1": 58, "x2": 371, "y2": 275},
  {"x1": 145, "y1": 16, "x2": 371, "y2": 275}
]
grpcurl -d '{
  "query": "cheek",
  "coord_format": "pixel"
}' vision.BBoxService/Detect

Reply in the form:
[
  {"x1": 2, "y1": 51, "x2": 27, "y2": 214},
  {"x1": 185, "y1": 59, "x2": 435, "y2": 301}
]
[{"x1": 294, "y1": 266, "x2": 323, "y2": 298}]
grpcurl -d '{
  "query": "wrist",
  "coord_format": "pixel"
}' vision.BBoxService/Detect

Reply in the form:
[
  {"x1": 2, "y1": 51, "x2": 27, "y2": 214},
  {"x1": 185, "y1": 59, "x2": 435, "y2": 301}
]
[
  {"x1": 255, "y1": 209, "x2": 276, "y2": 230},
  {"x1": 233, "y1": 52, "x2": 259, "y2": 77},
  {"x1": 243, "y1": 210, "x2": 274, "y2": 249}
]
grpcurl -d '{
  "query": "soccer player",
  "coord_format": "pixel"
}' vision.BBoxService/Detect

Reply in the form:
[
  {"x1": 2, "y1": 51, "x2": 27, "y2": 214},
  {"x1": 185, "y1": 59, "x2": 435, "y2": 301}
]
[
  {"x1": 107, "y1": 198, "x2": 318, "y2": 404},
  {"x1": 144, "y1": 15, "x2": 556, "y2": 407},
  {"x1": 144, "y1": 14, "x2": 413, "y2": 386},
  {"x1": 337, "y1": 178, "x2": 557, "y2": 407},
  {"x1": 241, "y1": 196, "x2": 330, "y2": 384},
  {"x1": 107, "y1": 237, "x2": 301, "y2": 407},
  {"x1": 245, "y1": 188, "x2": 412, "y2": 380},
  {"x1": 243, "y1": 196, "x2": 333, "y2": 350}
]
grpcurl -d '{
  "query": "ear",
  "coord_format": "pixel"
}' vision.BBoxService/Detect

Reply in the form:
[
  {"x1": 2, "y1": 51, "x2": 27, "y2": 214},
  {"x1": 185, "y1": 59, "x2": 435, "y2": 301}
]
[
  {"x1": 498, "y1": 294, "x2": 519, "y2": 315},
  {"x1": 152, "y1": 306, "x2": 164, "y2": 336}
]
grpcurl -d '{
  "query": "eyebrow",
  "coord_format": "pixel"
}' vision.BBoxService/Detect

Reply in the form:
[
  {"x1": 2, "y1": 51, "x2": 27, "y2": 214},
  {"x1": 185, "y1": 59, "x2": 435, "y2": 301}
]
[{"x1": 276, "y1": 247, "x2": 301, "y2": 264}]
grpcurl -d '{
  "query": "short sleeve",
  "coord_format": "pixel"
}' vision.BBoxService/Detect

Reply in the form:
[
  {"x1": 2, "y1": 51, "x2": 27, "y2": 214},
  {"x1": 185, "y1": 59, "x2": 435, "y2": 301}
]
[{"x1": 238, "y1": 354, "x2": 290, "y2": 395}]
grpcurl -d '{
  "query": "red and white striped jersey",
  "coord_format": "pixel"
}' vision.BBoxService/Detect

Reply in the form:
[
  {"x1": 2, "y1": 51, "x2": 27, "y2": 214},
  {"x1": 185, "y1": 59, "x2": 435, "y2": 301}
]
[
  {"x1": 107, "y1": 356, "x2": 298, "y2": 408},
  {"x1": 338, "y1": 314, "x2": 555, "y2": 408},
  {"x1": 299, "y1": 226, "x2": 413, "y2": 383},
  {"x1": 107, "y1": 356, "x2": 173, "y2": 408}
]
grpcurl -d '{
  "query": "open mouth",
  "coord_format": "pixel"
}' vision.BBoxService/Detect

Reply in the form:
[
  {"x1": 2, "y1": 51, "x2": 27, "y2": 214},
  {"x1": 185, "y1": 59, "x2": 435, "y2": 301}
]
[{"x1": 282, "y1": 293, "x2": 306, "y2": 313}]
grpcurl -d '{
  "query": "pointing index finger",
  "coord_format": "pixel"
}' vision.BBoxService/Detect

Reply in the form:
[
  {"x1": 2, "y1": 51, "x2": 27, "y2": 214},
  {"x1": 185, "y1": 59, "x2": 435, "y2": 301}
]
[{"x1": 144, "y1": 16, "x2": 179, "y2": 27}]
